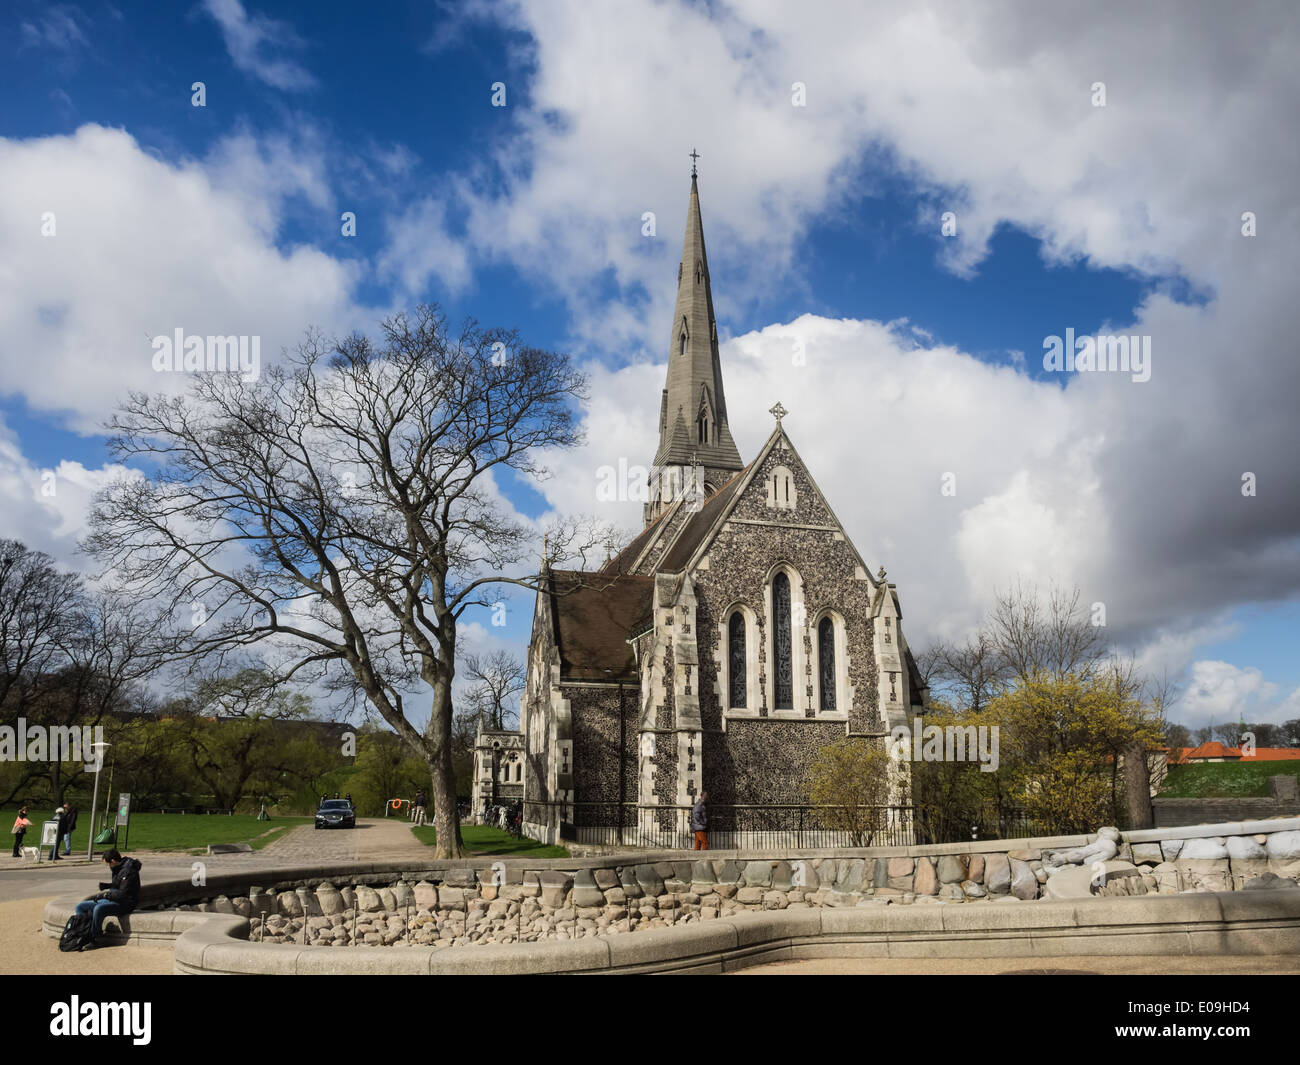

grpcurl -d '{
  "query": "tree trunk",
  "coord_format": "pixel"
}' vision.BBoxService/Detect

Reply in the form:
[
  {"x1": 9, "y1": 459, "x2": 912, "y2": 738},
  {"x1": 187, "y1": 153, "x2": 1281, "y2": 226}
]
[
  {"x1": 1122, "y1": 740, "x2": 1154, "y2": 830},
  {"x1": 426, "y1": 677, "x2": 463, "y2": 858}
]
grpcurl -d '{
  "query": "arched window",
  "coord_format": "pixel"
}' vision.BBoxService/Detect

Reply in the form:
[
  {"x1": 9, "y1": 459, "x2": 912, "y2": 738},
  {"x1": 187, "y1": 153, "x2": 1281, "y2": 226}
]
[
  {"x1": 728, "y1": 612, "x2": 746, "y2": 708},
  {"x1": 772, "y1": 573, "x2": 793, "y2": 709},
  {"x1": 818, "y1": 616, "x2": 836, "y2": 711},
  {"x1": 698, "y1": 412, "x2": 709, "y2": 443}
]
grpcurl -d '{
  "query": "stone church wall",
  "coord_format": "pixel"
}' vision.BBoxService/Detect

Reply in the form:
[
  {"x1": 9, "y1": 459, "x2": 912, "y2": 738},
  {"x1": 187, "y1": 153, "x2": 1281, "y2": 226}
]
[{"x1": 566, "y1": 685, "x2": 639, "y2": 807}]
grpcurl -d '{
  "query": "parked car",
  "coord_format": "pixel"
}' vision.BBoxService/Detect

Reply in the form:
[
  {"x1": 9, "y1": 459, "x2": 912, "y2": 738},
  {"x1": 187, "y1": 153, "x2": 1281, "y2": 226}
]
[{"x1": 315, "y1": 799, "x2": 356, "y2": 829}]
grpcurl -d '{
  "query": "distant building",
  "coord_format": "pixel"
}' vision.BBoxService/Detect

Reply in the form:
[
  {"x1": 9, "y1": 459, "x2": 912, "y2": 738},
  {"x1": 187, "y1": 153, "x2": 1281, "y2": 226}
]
[{"x1": 470, "y1": 722, "x2": 524, "y2": 823}]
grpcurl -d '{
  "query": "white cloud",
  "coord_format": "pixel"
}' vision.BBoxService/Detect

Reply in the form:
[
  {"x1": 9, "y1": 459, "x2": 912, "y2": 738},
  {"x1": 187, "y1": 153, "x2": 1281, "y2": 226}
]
[
  {"x1": 1178, "y1": 660, "x2": 1278, "y2": 730},
  {"x1": 0, "y1": 124, "x2": 362, "y2": 432},
  {"x1": 0, "y1": 415, "x2": 136, "y2": 572},
  {"x1": 201, "y1": 0, "x2": 316, "y2": 92}
]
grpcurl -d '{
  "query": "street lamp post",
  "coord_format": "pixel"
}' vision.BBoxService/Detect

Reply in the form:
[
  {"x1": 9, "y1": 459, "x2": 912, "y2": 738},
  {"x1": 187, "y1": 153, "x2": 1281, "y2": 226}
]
[{"x1": 86, "y1": 742, "x2": 111, "y2": 861}]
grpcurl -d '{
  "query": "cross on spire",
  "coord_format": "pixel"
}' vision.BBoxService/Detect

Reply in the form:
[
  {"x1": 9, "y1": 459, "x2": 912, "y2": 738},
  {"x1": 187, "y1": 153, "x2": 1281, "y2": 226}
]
[
  {"x1": 689, "y1": 148, "x2": 700, "y2": 176},
  {"x1": 769, "y1": 401, "x2": 788, "y2": 426}
]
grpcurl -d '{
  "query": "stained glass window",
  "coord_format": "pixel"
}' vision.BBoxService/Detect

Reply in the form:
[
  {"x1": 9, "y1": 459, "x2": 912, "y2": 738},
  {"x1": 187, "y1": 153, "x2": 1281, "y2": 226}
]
[
  {"x1": 818, "y1": 616, "x2": 836, "y2": 711},
  {"x1": 773, "y1": 573, "x2": 793, "y2": 709},
  {"x1": 728, "y1": 612, "x2": 746, "y2": 708}
]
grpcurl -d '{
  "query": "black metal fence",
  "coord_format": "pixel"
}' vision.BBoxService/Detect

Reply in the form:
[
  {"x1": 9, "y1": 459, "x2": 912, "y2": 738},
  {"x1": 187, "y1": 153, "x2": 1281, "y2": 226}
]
[{"x1": 524, "y1": 801, "x2": 916, "y2": 849}]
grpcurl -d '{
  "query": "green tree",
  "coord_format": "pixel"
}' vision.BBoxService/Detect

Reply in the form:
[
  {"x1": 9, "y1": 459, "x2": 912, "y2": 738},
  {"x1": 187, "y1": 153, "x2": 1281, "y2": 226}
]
[
  {"x1": 988, "y1": 670, "x2": 1164, "y2": 834},
  {"x1": 807, "y1": 738, "x2": 893, "y2": 846}
]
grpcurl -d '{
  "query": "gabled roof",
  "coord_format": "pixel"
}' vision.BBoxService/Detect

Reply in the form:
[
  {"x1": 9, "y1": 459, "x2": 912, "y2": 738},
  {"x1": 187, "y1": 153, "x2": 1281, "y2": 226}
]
[
  {"x1": 656, "y1": 469, "x2": 747, "y2": 571},
  {"x1": 547, "y1": 569, "x2": 653, "y2": 682},
  {"x1": 653, "y1": 419, "x2": 881, "y2": 590}
]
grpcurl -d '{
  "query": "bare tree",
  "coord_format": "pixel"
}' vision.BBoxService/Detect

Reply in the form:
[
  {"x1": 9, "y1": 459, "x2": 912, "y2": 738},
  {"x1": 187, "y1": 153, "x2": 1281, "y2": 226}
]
[
  {"x1": 85, "y1": 306, "x2": 607, "y2": 856},
  {"x1": 988, "y1": 581, "x2": 1108, "y2": 684},
  {"x1": 460, "y1": 650, "x2": 525, "y2": 731},
  {"x1": 0, "y1": 545, "x2": 164, "y2": 805},
  {"x1": 920, "y1": 631, "x2": 1007, "y2": 714}
]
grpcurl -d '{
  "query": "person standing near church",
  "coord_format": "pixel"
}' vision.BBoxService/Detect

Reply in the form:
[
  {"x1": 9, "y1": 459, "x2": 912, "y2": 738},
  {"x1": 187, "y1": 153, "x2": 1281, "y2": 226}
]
[
  {"x1": 62, "y1": 804, "x2": 78, "y2": 855},
  {"x1": 413, "y1": 790, "x2": 427, "y2": 826},
  {"x1": 49, "y1": 804, "x2": 69, "y2": 861},
  {"x1": 691, "y1": 791, "x2": 709, "y2": 850}
]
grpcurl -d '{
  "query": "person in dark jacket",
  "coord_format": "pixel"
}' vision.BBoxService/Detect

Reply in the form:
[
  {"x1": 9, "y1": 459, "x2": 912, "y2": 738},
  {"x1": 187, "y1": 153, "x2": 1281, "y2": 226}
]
[
  {"x1": 48, "y1": 805, "x2": 68, "y2": 861},
  {"x1": 690, "y1": 791, "x2": 709, "y2": 850},
  {"x1": 62, "y1": 804, "x2": 78, "y2": 855},
  {"x1": 75, "y1": 849, "x2": 142, "y2": 948}
]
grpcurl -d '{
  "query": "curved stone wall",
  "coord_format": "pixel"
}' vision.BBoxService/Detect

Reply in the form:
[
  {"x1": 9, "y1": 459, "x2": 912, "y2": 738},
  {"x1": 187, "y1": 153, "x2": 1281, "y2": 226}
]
[{"x1": 41, "y1": 817, "x2": 1300, "y2": 974}]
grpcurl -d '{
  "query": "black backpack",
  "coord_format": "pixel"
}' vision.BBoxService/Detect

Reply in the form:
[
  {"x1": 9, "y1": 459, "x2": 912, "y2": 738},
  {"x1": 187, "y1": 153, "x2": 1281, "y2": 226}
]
[{"x1": 58, "y1": 911, "x2": 95, "y2": 952}]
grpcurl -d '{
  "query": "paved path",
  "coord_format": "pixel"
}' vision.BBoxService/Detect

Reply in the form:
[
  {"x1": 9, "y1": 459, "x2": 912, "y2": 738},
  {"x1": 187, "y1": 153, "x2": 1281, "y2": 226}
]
[
  {"x1": 255, "y1": 817, "x2": 431, "y2": 863},
  {"x1": 0, "y1": 818, "x2": 430, "y2": 904},
  {"x1": 0, "y1": 818, "x2": 432, "y2": 974},
  {"x1": 0, "y1": 897, "x2": 173, "y2": 975}
]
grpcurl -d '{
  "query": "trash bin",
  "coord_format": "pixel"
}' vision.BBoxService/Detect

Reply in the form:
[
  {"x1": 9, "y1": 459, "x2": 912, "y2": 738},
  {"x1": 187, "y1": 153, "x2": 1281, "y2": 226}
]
[{"x1": 94, "y1": 827, "x2": 116, "y2": 845}]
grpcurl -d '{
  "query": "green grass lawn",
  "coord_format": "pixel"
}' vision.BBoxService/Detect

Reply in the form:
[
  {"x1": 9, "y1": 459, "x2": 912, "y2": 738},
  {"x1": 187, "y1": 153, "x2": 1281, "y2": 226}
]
[
  {"x1": 4, "y1": 810, "x2": 311, "y2": 855},
  {"x1": 410, "y1": 824, "x2": 568, "y2": 858},
  {"x1": 1158, "y1": 761, "x2": 1300, "y2": 798}
]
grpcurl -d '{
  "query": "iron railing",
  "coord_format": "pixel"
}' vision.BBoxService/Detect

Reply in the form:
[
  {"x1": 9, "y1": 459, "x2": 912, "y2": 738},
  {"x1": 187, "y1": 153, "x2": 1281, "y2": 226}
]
[{"x1": 524, "y1": 800, "x2": 916, "y2": 849}]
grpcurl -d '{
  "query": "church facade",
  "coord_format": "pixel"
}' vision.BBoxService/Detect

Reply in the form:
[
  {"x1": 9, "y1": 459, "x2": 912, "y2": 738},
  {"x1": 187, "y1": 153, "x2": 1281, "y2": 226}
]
[{"x1": 520, "y1": 172, "x2": 927, "y2": 847}]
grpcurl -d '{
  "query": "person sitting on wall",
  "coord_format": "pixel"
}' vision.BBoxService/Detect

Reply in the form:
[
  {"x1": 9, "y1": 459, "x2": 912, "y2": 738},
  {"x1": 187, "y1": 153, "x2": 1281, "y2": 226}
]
[{"x1": 75, "y1": 849, "x2": 142, "y2": 949}]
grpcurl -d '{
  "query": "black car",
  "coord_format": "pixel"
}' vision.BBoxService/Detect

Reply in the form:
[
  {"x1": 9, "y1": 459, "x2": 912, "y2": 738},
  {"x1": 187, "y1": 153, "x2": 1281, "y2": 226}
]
[{"x1": 315, "y1": 799, "x2": 356, "y2": 829}]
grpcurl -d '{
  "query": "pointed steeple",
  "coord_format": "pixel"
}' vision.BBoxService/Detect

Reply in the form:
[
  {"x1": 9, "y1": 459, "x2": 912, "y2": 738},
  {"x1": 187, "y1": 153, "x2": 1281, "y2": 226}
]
[{"x1": 651, "y1": 170, "x2": 743, "y2": 495}]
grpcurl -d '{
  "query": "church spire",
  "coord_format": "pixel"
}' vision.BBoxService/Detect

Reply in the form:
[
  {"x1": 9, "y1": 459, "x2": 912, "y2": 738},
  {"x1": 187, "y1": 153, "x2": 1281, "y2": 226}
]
[{"x1": 648, "y1": 165, "x2": 743, "y2": 520}]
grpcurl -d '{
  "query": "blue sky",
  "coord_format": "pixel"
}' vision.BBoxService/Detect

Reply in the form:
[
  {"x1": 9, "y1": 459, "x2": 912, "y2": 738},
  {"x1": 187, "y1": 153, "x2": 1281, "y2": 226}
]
[{"x1": 2, "y1": 0, "x2": 1298, "y2": 730}]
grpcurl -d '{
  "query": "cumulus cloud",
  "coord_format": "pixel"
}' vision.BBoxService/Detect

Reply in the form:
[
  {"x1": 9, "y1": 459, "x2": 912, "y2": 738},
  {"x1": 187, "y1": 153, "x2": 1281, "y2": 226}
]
[
  {"x1": 0, "y1": 124, "x2": 361, "y2": 432},
  {"x1": 0, "y1": 415, "x2": 135, "y2": 573}
]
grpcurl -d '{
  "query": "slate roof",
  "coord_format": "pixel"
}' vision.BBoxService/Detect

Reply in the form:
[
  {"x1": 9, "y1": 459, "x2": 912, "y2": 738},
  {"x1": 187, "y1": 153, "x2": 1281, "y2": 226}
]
[
  {"x1": 548, "y1": 569, "x2": 653, "y2": 682},
  {"x1": 656, "y1": 469, "x2": 747, "y2": 572}
]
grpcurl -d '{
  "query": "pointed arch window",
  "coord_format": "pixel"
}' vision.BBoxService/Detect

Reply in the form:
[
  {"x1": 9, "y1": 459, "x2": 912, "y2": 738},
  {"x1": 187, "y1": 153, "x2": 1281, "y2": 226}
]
[
  {"x1": 818, "y1": 616, "x2": 836, "y2": 711},
  {"x1": 679, "y1": 317, "x2": 688, "y2": 357},
  {"x1": 728, "y1": 612, "x2": 747, "y2": 708},
  {"x1": 772, "y1": 572, "x2": 793, "y2": 709}
]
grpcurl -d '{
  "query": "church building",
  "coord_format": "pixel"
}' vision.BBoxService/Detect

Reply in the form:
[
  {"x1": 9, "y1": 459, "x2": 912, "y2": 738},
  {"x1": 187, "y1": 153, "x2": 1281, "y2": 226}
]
[{"x1": 520, "y1": 168, "x2": 928, "y2": 847}]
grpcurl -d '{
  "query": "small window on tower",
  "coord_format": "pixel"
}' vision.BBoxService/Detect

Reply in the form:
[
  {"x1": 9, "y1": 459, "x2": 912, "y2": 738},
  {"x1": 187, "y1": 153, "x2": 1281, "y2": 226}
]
[{"x1": 680, "y1": 331, "x2": 686, "y2": 357}]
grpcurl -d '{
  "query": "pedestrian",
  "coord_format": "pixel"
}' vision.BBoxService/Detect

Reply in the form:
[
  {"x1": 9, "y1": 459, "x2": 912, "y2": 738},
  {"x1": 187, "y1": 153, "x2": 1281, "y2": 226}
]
[
  {"x1": 49, "y1": 804, "x2": 69, "y2": 861},
  {"x1": 690, "y1": 790, "x2": 709, "y2": 850},
  {"x1": 62, "y1": 804, "x2": 78, "y2": 856},
  {"x1": 497, "y1": 804, "x2": 509, "y2": 831},
  {"x1": 10, "y1": 806, "x2": 31, "y2": 858},
  {"x1": 344, "y1": 792, "x2": 352, "y2": 806},
  {"x1": 413, "y1": 790, "x2": 428, "y2": 827},
  {"x1": 75, "y1": 849, "x2": 142, "y2": 949}
]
